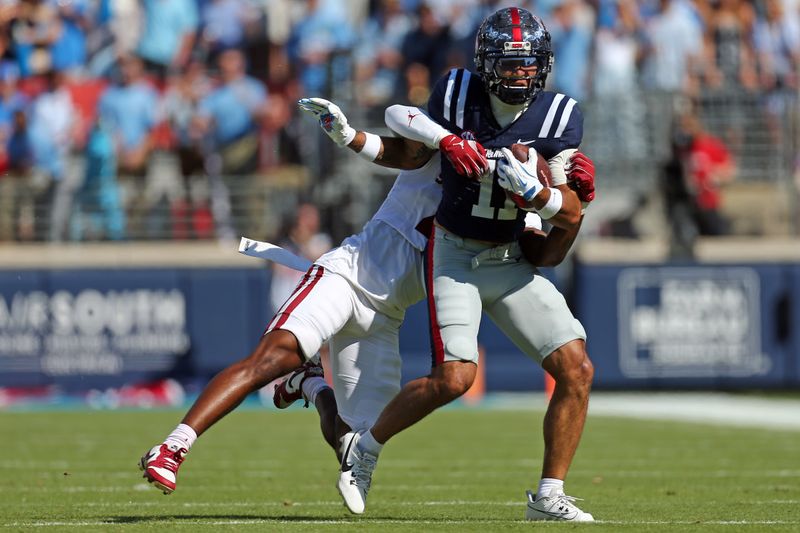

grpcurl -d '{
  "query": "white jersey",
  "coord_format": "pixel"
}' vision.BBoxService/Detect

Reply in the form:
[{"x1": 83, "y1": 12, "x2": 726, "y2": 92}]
[{"x1": 371, "y1": 153, "x2": 442, "y2": 251}]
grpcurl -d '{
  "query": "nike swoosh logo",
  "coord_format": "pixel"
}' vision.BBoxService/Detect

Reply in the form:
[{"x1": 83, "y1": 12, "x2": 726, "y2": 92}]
[
  {"x1": 340, "y1": 435, "x2": 356, "y2": 472},
  {"x1": 516, "y1": 139, "x2": 536, "y2": 145}
]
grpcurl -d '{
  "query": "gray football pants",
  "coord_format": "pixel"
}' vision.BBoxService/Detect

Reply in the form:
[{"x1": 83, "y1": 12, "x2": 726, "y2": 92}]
[{"x1": 426, "y1": 225, "x2": 586, "y2": 366}]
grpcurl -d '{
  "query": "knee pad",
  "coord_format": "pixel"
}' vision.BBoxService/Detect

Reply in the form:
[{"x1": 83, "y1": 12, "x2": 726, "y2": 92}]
[{"x1": 445, "y1": 336, "x2": 479, "y2": 361}]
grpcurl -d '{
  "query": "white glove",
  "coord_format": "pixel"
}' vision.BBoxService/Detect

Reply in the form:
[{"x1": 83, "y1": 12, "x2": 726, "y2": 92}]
[
  {"x1": 496, "y1": 148, "x2": 545, "y2": 201},
  {"x1": 297, "y1": 97, "x2": 356, "y2": 147}
]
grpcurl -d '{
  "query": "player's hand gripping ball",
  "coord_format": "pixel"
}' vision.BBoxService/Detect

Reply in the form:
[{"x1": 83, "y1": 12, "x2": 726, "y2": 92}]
[{"x1": 502, "y1": 144, "x2": 552, "y2": 210}]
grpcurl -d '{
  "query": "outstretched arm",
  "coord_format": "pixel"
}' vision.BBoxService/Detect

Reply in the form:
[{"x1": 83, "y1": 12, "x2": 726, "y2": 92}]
[
  {"x1": 385, "y1": 104, "x2": 488, "y2": 179},
  {"x1": 298, "y1": 97, "x2": 435, "y2": 170},
  {"x1": 348, "y1": 132, "x2": 435, "y2": 170}
]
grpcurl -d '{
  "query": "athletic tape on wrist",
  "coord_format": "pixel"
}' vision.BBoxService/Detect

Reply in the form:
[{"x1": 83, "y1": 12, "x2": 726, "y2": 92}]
[
  {"x1": 358, "y1": 132, "x2": 381, "y2": 161},
  {"x1": 535, "y1": 188, "x2": 563, "y2": 219}
]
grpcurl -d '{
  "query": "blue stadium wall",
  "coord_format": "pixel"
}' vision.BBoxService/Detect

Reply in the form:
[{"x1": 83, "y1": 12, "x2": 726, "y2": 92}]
[{"x1": 0, "y1": 263, "x2": 797, "y2": 391}]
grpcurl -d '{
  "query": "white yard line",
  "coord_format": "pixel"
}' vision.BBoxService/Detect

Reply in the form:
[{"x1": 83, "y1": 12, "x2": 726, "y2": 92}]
[
  {"x1": 588, "y1": 393, "x2": 800, "y2": 431},
  {"x1": 487, "y1": 392, "x2": 800, "y2": 431},
  {"x1": 4, "y1": 519, "x2": 800, "y2": 527}
]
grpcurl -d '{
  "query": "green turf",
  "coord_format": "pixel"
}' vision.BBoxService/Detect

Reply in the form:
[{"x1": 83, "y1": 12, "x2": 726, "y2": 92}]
[{"x1": 0, "y1": 407, "x2": 798, "y2": 532}]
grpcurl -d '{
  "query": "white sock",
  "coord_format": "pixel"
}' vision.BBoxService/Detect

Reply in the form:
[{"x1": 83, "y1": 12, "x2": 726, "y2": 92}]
[
  {"x1": 164, "y1": 423, "x2": 197, "y2": 451},
  {"x1": 536, "y1": 478, "x2": 564, "y2": 500},
  {"x1": 356, "y1": 430, "x2": 383, "y2": 456},
  {"x1": 301, "y1": 376, "x2": 330, "y2": 405}
]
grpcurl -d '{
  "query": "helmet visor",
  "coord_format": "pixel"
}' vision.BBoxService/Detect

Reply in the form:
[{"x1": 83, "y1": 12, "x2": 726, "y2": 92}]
[
  {"x1": 493, "y1": 57, "x2": 540, "y2": 76},
  {"x1": 485, "y1": 55, "x2": 548, "y2": 81}
]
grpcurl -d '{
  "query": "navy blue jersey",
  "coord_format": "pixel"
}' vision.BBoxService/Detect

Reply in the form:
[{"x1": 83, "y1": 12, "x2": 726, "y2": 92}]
[{"x1": 428, "y1": 68, "x2": 583, "y2": 243}]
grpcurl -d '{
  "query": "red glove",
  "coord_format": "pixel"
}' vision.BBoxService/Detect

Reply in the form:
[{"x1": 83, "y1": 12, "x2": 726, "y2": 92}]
[
  {"x1": 439, "y1": 134, "x2": 489, "y2": 179},
  {"x1": 567, "y1": 151, "x2": 595, "y2": 203}
]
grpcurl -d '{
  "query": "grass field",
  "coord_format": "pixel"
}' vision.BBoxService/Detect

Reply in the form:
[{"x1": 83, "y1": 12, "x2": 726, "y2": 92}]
[{"x1": 1, "y1": 405, "x2": 798, "y2": 532}]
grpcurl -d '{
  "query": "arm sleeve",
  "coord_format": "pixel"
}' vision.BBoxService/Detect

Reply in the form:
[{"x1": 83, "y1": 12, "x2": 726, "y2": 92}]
[
  {"x1": 547, "y1": 103, "x2": 583, "y2": 186},
  {"x1": 547, "y1": 148, "x2": 577, "y2": 186},
  {"x1": 384, "y1": 105, "x2": 452, "y2": 149}
]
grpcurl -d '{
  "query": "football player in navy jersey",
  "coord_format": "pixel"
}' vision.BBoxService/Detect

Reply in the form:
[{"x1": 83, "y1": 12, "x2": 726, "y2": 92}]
[{"x1": 338, "y1": 7, "x2": 596, "y2": 521}]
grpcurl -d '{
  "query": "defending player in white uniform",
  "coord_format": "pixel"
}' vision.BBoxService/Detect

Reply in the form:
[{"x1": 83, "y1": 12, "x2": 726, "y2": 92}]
[
  {"x1": 266, "y1": 155, "x2": 441, "y2": 435},
  {"x1": 137, "y1": 90, "x2": 511, "y2": 491}
]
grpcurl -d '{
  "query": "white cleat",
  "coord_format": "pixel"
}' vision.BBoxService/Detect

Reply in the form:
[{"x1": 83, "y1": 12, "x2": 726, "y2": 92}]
[
  {"x1": 336, "y1": 432, "x2": 378, "y2": 514},
  {"x1": 525, "y1": 489, "x2": 595, "y2": 522}
]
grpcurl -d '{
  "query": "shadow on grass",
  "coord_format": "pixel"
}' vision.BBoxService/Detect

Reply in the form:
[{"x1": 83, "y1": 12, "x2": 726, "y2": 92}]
[{"x1": 105, "y1": 515, "x2": 429, "y2": 524}]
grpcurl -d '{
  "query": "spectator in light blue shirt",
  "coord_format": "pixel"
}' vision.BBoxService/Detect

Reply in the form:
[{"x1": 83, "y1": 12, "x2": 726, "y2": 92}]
[
  {"x1": 200, "y1": 0, "x2": 260, "y2": 57},
  {"x1": 193, "y1": 48, "x2": 266, "y2": 238},
  {"x1": 51, "y1": 0, "x2": 89, "y2": 73},
  {"x1": 286, "y1": 0, "x2": 354, "y2": 94},
  {"x1": 97, "y1": 54, "x2": 158, "y2": 173},
  {"x1": 137, "y1": 0, "x2": 199, "y2": 76},
  {"x1": 195, "y1": 48, "x2": 266, "y2": 174},
  {"x1": 548, "y1": 0, "x2": 594, "y2": 101}
]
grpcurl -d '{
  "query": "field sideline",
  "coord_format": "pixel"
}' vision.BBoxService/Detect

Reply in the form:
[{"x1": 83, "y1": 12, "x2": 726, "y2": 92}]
[{"x1": 1, "y1": 397, "x2": 798, "y2": 532}]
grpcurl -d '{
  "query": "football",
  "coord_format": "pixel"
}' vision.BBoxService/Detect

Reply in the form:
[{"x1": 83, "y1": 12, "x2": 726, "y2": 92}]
[
  {"x1": 510, "y1": 144, "x2": 551, "y2": 186},
  {"x1": 506, "y1": 144, "x2": 551, "y2": 210}
]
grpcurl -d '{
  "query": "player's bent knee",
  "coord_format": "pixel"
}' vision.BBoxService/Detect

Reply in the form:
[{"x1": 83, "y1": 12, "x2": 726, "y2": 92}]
[
  {"x1": 241, "y1": 330, "x2": 304, "y2": 387},
  {"x1": 563, "y1": 354, "x2": 593, "y2": 385},
  {"x1": 432, "y1": 361, "x2": 477, "y2": 400},
  {"x1": 544, "y1": 341, "x2": 593, "y2": 389},
  {"x1": 574, "y1": 356, "x2": 594, "y2": 389}
]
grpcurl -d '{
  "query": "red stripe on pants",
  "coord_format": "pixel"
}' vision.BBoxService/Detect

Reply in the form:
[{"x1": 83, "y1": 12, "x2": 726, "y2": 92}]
[
  {"x1": 265, "y1": 265, "x2": 324, "y2": 333},
  {"x1": 426, "y1": 227, "x2": 445, "y2": 366}
]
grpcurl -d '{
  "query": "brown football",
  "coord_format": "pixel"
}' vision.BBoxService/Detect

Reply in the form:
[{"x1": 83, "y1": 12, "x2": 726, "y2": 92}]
[
  {"x1": 510, "y1": 143, "x2": 551, "y2": 187},
  {"x1": 509, "y1": 145, "x2": 551, "y2": 265},
  {"x1": 506, "y1": 144, "x2": 552, "y2": 210}
]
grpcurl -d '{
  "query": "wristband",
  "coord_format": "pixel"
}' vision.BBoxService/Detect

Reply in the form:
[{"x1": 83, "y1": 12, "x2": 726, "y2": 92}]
[
  {"x1": 357, "y1": 132, "x2": 382, "y2": 161},
  {"x1": 535, "y1": 188, "x2": 563, "y2": 219}
]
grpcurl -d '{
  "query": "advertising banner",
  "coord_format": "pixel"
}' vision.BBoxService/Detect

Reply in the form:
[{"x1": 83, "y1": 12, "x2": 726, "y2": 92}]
[
  {"x1": 0, "y1": 268, "x2": 271, "y2": 391},
  {"x1": 576, "y1": 263, "x2": 794, "y2": 388}
]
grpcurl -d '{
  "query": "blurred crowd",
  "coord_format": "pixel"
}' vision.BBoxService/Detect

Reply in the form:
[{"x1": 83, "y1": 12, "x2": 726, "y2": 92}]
[{"x1": 0, "y1": 0, "x2": 796, "y2": 242}]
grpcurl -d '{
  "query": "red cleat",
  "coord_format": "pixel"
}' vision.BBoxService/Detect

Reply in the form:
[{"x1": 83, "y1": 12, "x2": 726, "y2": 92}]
[
  {"x1": 139, "y1": 443, "x2": 187, "y2": 494},
  {"x1": 273, "y1": 359, "x2": 324, "y2": 408}
]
